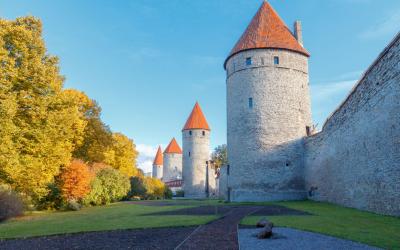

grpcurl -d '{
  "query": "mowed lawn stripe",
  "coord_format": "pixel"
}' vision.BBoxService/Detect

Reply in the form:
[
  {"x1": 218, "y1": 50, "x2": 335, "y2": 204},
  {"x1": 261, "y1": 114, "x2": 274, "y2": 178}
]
[{"x1": 0, "y1": 202, "x2": 218, "y2": 239}]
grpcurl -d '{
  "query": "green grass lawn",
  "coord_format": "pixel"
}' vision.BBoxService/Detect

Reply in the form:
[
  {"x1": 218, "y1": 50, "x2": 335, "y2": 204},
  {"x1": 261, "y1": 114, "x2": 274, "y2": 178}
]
[
  {"x1": 241, "y1": 200, "x2": 400, "y2": 250},
  {"x1": 0, "y1": 201, "x2": 219, "y2": 239},
  {"x1": 1, "y1": 199, "x2": 399, "y2": 249}
]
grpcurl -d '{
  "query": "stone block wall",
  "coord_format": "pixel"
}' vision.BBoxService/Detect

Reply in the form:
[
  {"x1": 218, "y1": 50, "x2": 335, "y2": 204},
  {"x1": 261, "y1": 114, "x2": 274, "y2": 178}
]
[
  {"x1": 226, "y1": 49, "x2": 312, "y2": 201},
  {"x1": 304, "y1": 33, "x2": 400, "y2": 216},
  {"x1": 163, "y1": 153, "x2": 182, "y2": 182},
  {"x1": 182, "y1": 129, "x2": 212, "y2": 198}
]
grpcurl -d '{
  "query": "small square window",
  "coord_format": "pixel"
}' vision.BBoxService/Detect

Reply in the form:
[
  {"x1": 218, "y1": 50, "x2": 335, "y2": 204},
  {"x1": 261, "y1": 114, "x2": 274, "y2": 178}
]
[
  {"x1": 249, "y1": 98, "x2": 253, "y2": 109},
  {"x1": 189, "y1": 131, "x2": 192, "y2": 136},
  {"x1": 202, "y1": 131, "x2": 205, "y2": 136},
  {"x1": 246, "y1": 57, "x2": 252, "y2": 66},
  {"x1": 274, "y1": 56, "x2": 279, "y2": 65}
]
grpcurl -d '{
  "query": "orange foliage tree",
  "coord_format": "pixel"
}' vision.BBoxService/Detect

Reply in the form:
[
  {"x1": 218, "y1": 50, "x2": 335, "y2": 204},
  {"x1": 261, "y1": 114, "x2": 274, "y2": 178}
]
[{"x1": 59, "y1": 160, "x2": 92, "y2": 201}]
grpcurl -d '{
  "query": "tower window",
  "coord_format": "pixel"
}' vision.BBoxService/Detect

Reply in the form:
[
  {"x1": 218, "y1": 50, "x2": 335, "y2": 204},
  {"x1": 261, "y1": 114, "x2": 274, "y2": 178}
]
[
  {"x1": 188, "y1": 151, "x2": 191, "y2": 157},
  {"x1": 274, "y1": 56, "x2": 280, "y2": 65},
  {"x1": 248, "y1": 98, "x2": 253, "y2": 109},
  {"x1": 246, "y1": 57, "x2": 252, "y2": 66},
  {"x1": 189, "y1": 131, "x2": 192, "y2": 136},
  {"x1": 202, "y1": 131, "x2": 205, "y2": 136}
]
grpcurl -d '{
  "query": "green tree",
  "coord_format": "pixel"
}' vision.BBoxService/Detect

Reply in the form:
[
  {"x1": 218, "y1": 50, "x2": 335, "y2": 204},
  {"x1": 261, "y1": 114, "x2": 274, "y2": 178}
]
[{"x1": 84, "y1": 166, "x2": 130, "y2": 206}]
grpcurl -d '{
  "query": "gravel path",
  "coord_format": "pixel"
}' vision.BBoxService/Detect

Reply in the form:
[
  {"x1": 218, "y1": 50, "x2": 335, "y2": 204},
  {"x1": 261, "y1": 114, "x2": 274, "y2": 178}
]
[
  {"x1": 176, "y1": 206, "x2": 261, "y2": 250},
  {"x1": 0, "y1": 227, "x2": 196, "y2": 250},
  {"x1": 238, "y1": 227, "x2": 381, "y2": 250}
]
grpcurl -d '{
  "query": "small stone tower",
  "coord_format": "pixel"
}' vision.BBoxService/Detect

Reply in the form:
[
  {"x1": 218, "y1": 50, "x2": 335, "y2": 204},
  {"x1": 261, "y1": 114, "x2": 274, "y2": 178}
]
[
  {"x1": 163, "y1": 138, "x2": 182, "y2": 182},
  {"x1": 225, "y1": 1, "x2": 312, "y2": 201},
  {"x1": 152, "y1": 146, "x2": 163, "y2": 179},
  {"x1": 182, "y1": 102, "x2": 213, "y2": 198}
]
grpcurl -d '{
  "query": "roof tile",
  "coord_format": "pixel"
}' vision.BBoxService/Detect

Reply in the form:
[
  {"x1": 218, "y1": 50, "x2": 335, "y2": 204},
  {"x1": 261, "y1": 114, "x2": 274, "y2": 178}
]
[
  {"x1": 164, "y1": 138, "x2": 182, "y2": 154},
  {"x1": 153, "y1": 146, "x2": 163, "y2": 165},
  {"x1": 225, "y1": 1, "x2": 309, "y2": 68},
  {"x1": 182, "y1": 102, "x2": 210, "y2": 131}
]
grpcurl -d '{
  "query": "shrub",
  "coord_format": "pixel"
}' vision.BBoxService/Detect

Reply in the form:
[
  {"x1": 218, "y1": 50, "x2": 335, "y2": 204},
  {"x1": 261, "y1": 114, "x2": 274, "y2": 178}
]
[
  {"x1": 83, "y1": 167, "x2": 130, "y2": 206},
  {"x1": 60, "y1": 160, "x2": 92, "y2": 202},
  {"x1": 164, "y1": 187, "x2": 173, "y2": 199},
  {"x1": 128, "y1": 176, "x2": 146, "y2": 198},
  {"x1": 175, "y1": 190, "x2": 184, "y2": 197},
  {"x1": 129, "y1": 176, "x2": 170, "y2": 200},
  {"x1": 38, "y1": 183, "x2": 63, "y2": 210},
  {"x1": 0, "y1": 190, "x2": 24, "y2": 222}
]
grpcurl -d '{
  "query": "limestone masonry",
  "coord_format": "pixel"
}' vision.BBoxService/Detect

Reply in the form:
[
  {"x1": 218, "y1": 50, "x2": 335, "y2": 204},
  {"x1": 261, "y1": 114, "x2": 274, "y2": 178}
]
[{"x1": 222, "y1": 1, "x2": 399, "y2": 216}]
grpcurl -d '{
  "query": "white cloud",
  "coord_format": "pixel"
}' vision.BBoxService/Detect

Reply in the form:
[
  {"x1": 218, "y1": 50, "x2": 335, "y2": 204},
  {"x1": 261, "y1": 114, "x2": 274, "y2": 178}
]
[
  {"x1": 360, "y1": 9, "x2": 400, "y2": 39},
  {"x1": 136, "y1": 144, "x2": 159, "y2": 174}
]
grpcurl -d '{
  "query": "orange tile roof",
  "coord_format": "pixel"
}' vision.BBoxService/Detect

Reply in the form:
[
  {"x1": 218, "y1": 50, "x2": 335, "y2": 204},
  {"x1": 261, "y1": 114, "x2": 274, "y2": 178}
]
[
  {"x1": 164, "y1": 138, "x2": 182, "y2": 154},
  {"x1": 182, "y1": 102, "x2": 210, "y2": 131},
  {"x1": 224, "y1": 1, "x2": 310, "y2": 68},
  {"x1": 153, "y1": 146, "x2": 163, "y2": 165}
]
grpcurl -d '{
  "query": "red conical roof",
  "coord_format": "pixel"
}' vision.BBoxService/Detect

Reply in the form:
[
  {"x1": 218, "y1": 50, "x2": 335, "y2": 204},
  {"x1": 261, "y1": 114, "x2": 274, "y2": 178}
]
[
  {"x1": 153, "y1": 146, "x2": 163, "y2": 165},
  {"x1": 164, "y1": 138, "x2": 182, "y2": 154},
  {"x1": 182, "y1": 102, "x2": 210, "y2": 131},
  {"x1": 224, "y1": 1, "x2": 309, "y2": 68}
]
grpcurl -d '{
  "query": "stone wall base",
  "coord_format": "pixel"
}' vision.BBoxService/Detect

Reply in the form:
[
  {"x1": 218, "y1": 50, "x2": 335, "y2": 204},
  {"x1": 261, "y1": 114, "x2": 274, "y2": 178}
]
[{"x1": 231, "y1": 189, "x2": 307, "y2": 202}]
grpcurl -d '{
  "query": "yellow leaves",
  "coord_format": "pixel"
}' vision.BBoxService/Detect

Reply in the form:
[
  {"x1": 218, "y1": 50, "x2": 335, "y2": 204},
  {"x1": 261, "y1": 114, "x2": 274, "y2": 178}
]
[{"x1": 0, "y1": 16, "x2": 139, "y2": 205}]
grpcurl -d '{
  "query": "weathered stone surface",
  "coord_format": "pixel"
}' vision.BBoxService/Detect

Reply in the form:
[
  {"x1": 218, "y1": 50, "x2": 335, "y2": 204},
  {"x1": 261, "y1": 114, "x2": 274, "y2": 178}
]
[
  {"x1": 226, "y1": 49, "x2": 312, "y2": 202},
  {"x1": 182, "y1": 129, "x2": 216, "y2": 198},
  {"x1": 163, "y1": 153, "x2": 182, "y2": 182},
  {"x1": 304, "y1": 33, "x2": 400, "y2": 217},
  {"x1": 152, "y1": 164, "x2": 163, "y2": 180}
]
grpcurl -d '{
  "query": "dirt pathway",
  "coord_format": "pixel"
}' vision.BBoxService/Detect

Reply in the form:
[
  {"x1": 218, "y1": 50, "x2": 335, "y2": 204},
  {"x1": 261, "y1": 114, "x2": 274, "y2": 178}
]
[{"x1": 175, "y1": 206, "x2": 261, "y2": 250}]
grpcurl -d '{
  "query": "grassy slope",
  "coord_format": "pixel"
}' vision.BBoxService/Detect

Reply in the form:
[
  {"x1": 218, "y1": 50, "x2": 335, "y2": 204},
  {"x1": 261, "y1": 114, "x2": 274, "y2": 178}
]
[
  {"x1": 241, "y1": 201, "x2": 400, "y2": 250},
  {"x1": 0, "y1": 202, "x2": 218, "y2": 239}
]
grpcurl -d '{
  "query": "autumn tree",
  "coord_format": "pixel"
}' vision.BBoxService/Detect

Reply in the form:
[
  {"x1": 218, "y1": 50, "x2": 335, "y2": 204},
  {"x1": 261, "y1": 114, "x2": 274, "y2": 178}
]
[
  {"x1": 0, "y1": 17, "x2": 87, "y2": 202},
  {"x1": 59, "y1": 160, "x2": 92, "y2": 202},
  {"x1": 211, "y1": 144, "x2": 228, "y2": 169},
  {"x1": 104, "y1": 133, "x2": 138, "y2": 177}
]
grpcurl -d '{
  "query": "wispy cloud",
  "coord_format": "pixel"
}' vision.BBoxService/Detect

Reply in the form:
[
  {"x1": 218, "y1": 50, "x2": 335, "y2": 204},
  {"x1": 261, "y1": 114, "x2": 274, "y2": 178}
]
[
  {"x1": 311, "y1": 79, "x2": 357, "y2": 128},
  {"x1": 360, "y1": 9, "x2": 400, "y2": 39},
  {"x1": 136, "y1": 144, "x2": 159, "y2": 174}
]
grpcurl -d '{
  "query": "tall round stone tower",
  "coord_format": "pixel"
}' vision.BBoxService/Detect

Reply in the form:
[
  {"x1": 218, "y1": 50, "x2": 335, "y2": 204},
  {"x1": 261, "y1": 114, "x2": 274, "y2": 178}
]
[
  {"x1": 182, "y1": 102, "x2": 213, "y2": 198},
  {"x1": 225, "y1": 1, "x2": 312, "y2": 202},
  {"x1": 163, "y1": 138, "x2": 182, "y2": 182},
  {"x1": 152, "y1": 146, "x2": 163, "y2": 179}
]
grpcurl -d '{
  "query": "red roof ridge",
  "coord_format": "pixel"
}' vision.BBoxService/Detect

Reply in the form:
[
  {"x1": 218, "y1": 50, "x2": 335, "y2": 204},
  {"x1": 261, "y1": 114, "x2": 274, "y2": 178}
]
[
  {"x1": 153, "y1": 146, "x2": 163, "y2": 165},
  {"x1": 224, "y1": 1, "x2": 309, "y2": 68},
  {"x1": 182, "y1": 102, "x2": 210, "y2": 131},
  {"x1": 164, "y1": 138, "x2": 182, "y2": 154}
]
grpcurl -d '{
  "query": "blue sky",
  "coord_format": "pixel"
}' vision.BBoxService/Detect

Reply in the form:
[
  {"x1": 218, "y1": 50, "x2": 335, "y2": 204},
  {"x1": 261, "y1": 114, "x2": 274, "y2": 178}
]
[{"x1": 1, "y1": 0, "x2": 399, "y2": 172}]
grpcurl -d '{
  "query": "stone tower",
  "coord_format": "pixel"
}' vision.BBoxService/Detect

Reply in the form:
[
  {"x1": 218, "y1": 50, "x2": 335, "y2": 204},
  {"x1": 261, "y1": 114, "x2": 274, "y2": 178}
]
[
  {"x1": 152, "y1": 146, "x2": 163, "y2": 179},
  {"x1": 163, "y1": 138, "x2": 182, "y2": 182},
  {"x1": 225, "y1": 1, "x2": 312, "y2": 201},
  {"x1": 182, "y1": 102, "x2": 213, "y2": 198}
]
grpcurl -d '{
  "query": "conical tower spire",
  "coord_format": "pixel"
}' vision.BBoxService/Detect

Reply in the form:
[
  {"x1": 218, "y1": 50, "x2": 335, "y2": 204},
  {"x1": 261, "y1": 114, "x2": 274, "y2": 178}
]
[
  {"x1": 153, "y1": 146, "x2": 163, "y2": 165},
  {"x1": 182, "y1": 102, "x2": 210, "y2": 131},
  {"x1": 164, "y1": 138, "x2": 182, "y2": 154},
  {"x1": 224, "y1": 0, "x2": 309, "y2": 68}
]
